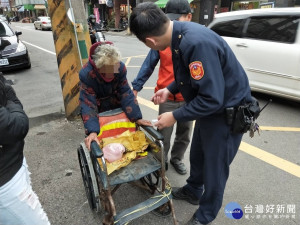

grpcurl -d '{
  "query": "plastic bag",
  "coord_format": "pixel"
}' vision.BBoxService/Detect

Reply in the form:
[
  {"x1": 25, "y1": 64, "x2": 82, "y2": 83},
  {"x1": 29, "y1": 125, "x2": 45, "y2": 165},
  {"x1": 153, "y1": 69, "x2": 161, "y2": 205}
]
[{"x1": 102, "y1": 143, "x2": 125, "y2": 163}]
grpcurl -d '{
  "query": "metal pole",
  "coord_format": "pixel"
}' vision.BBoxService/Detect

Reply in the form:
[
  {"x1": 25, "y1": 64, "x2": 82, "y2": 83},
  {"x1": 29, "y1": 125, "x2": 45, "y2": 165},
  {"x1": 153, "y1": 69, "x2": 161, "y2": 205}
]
[
  {"x1": 68, "y1": 0, "x2": 83, "y2": 67},
  {"x1": 199, "y1": 0, "x2": 217, "y2": 26},
  {"x1": 127, "y1": 0, "x2": 130, "y2": 33}
]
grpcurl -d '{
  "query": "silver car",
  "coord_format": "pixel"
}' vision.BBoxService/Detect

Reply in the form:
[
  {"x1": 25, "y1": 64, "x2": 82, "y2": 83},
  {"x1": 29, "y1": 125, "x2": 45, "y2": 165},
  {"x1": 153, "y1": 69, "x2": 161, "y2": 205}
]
[{"x1": 34, "y1": 16, "x2": 52, "y2": 31}]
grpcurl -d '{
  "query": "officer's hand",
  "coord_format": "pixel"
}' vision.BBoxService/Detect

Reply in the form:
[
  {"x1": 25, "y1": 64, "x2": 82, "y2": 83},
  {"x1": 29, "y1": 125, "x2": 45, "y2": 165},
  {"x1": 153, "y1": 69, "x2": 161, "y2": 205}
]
[
  {"x1": 85, "y1": 132, "x2": 100, "y2": 150},
  {"x1": 155, "y1": 112, "x2": 176, "y2": 130},
  {"x1": 151, "y1": 88, "x2": 170, "y2": 105}
]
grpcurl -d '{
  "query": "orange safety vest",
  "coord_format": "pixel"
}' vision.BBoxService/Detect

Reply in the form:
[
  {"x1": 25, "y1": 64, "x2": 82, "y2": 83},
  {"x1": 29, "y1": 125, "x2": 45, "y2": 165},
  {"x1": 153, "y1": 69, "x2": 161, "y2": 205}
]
[{"x1": 156, "y1": 47, "x2": 184, "y2": 102}]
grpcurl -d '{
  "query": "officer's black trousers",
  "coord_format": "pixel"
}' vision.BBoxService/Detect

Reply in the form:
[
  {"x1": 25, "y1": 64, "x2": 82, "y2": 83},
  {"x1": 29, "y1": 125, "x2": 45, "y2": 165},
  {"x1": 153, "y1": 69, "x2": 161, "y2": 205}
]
[{"x1": 185, "y1": 114, "x2": 243, "y2": 224}]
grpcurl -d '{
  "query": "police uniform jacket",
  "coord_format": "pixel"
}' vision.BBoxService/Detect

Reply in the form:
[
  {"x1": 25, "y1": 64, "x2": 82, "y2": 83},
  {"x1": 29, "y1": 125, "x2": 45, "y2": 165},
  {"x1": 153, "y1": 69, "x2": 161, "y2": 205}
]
[{"x1": 168, "y1": 21, "x2": 252, "y2": 122}]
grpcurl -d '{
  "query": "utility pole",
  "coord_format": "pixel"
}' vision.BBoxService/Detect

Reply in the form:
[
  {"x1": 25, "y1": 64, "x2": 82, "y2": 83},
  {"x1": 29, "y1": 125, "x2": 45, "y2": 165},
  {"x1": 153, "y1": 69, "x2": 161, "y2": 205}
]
[
  {"x1": 44, "y1": 0, "x2": 48, "y2": 16},
  {"x1": 48, "y1": 0, "x2": 91, "y2": 119},
  {"x1": 199, "y1": 0, "x2": 218, "y2": 26}
]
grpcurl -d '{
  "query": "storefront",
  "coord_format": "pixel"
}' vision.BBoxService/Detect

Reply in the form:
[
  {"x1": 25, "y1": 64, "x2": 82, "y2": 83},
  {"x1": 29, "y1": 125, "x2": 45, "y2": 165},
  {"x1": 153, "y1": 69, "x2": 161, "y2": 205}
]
[
  {"x1": 220, "y1": 0, "x2": 298, "y2": 12},
  {"x1": 231, "y1": 0, "x2": 269, "y2": 11},
  {"x1": 34, "y1": 4, "x2": 47, "y2": 16}
]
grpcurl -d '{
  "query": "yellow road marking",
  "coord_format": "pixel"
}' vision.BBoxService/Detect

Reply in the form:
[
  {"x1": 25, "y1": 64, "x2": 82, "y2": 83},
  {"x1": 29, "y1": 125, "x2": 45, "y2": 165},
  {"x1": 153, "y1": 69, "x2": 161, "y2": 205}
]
[
  {"x1": 138, "y1": 87, "x2": 155, "y2": 90},
  {"x1": 136, "y1": 95, "x2": 300, "y2": 178},
  {"x1": 122, "y1": 55, "x2": 147, "y2": 59},
  {"x1": 239, "y1": 142, "x2": 300, "y2": 178},
  {"x1": 137, "y1": 96, "x2": 158, "y2": 111},
  {"x1": 125, "y1": 57, "x2": 131, "y2": 66},
  {"x1": 260, "y1": 126, "x2": 300, "y2": 132}
]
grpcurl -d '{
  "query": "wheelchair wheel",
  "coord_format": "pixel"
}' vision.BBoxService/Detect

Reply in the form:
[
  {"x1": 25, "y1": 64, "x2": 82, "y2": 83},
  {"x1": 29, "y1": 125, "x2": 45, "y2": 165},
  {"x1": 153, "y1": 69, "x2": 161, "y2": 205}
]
[
  {"x1": 141, "y1": 170, "x2": 161, "y2": 194},
  {"x1": 78, "y1": 146, "x2": 97, "y2": 210}
]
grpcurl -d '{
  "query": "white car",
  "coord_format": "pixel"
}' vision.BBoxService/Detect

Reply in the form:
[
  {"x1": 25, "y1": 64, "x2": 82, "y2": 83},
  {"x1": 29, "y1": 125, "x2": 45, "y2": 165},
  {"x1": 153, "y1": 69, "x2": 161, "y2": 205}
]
[
  {"x1": 208, "y1": 8, "x2": 300, "y2": 102},
  {"x1": 34, "y1": 16, "x2": 52, "y2": 31}
]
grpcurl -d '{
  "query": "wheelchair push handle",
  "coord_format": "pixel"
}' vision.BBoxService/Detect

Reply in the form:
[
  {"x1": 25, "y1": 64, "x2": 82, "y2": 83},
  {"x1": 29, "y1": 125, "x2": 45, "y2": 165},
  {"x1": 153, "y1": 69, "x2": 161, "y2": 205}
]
[
  {"x1": 91, "y1": 141, "x2": 103, "y2": 158},
  {"x1": 140, "y1": 125, "x2": 164, "y2": 141}
]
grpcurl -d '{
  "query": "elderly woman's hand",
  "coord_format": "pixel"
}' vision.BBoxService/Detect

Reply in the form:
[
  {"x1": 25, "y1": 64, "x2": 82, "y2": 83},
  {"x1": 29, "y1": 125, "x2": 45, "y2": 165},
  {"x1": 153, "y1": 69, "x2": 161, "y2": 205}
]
[
  {"x1": 136, "y1": 119, "x2": 152, "y2": 127},
  {"x1": 84, "y1": 132, "x2": 100, "y2": 150}
]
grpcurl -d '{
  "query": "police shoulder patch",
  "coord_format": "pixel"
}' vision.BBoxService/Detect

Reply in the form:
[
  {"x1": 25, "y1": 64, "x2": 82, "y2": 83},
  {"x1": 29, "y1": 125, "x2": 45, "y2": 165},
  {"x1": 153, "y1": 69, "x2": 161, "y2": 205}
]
[{"x1": 189, "y1": 61, "x2": 204, "y2": 80}]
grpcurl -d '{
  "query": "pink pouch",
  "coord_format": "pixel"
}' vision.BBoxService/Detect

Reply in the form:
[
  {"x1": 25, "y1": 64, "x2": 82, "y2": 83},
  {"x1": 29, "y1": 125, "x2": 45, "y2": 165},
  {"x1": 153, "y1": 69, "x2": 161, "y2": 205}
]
[{"x1": 102, "y1": 143, "x2": 125, "y2": 163}]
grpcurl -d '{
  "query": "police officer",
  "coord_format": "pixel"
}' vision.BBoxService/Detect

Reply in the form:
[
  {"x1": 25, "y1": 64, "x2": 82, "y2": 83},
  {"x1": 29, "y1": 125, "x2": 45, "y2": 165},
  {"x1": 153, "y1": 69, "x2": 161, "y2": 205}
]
[{"x1": 130, "y1": 2, "x2": 253, "y2": 225}]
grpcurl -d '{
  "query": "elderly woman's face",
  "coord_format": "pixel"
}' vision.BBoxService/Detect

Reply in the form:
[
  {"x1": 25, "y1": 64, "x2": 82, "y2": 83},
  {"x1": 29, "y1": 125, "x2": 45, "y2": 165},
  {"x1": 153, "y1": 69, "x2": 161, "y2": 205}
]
[{"x1": 99, "y1": 63, "x2": 120, "y2": 79}]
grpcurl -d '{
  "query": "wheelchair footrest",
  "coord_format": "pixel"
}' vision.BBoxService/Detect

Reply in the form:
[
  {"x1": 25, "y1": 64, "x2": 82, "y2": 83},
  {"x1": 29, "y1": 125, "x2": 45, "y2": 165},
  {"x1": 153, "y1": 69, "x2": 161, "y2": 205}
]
[{"x1": 113, "y1": 187, "x2": 172, "y2": 225}]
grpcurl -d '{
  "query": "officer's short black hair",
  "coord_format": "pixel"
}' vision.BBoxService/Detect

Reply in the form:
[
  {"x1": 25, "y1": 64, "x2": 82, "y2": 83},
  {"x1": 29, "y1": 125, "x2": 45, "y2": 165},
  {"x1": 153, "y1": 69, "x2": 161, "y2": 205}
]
[{"x1": 130, "y1": 2, "x2": 169, "y2": 42}]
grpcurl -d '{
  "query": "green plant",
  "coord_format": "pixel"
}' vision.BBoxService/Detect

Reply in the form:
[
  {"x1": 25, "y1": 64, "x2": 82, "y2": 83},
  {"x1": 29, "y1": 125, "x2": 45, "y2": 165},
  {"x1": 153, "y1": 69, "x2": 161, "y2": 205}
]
[{"x1": 108, "y1": 11, "x2": 115, "y2": 28}]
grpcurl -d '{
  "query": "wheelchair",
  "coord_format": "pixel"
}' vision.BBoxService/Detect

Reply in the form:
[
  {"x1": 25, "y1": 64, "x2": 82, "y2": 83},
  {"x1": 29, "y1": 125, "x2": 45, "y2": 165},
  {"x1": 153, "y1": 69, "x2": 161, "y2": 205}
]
[{"x1": 77, "y1": 108, "x2": 178, "y2": 225}]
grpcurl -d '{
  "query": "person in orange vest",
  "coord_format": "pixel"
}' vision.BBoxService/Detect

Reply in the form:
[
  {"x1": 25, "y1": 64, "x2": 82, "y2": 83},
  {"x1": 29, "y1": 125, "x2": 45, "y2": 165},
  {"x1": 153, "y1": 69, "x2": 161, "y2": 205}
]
[{"x1": 132, "y1": 0, "x2": 193, "y2": 175}]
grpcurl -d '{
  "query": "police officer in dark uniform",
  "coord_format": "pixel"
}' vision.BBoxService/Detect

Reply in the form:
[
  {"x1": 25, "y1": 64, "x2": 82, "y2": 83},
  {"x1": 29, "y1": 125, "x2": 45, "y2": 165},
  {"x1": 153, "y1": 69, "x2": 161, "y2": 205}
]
[{"x1": 130, "y1": 2, "x2": 254, "y2": 225}]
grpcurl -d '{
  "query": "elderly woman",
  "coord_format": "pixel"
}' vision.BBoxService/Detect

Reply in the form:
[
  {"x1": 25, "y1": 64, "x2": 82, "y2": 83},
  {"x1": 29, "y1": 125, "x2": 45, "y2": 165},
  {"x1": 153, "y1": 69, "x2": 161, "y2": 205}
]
[{"x1": 79, "y1": 42, "x2": 151, "y2": 149}]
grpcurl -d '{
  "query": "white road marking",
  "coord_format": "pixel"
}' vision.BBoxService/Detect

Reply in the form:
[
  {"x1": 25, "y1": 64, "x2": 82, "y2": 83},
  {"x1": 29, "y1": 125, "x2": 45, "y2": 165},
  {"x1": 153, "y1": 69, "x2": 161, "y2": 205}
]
[{"x1": 22, "y1": 41, "x2": 56, "y2": 55}]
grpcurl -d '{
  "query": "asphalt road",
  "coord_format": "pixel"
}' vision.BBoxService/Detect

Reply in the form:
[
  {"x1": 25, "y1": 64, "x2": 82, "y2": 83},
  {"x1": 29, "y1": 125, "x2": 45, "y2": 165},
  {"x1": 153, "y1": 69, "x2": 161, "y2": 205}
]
[{"x1": 3, "y1": 22, "x2": 300, "y2": 225}]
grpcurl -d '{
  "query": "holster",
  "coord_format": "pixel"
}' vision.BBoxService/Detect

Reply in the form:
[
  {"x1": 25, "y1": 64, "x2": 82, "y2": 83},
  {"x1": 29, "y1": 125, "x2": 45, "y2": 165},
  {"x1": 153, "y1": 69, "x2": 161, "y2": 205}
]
[{"x1": 225, "y1": 97, "x2": 260, "y2": 134}]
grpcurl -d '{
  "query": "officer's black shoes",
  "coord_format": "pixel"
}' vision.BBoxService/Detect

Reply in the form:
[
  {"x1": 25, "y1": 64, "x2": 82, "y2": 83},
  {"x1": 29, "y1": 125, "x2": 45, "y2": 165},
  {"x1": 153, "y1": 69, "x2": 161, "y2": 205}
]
[
  {"x1": 170, "y1": 160, "x2": 187, "y2": 175},
  {"x1": 172, "y1": 187, "x2": 199, "y2": 205},
  {"x1": 185, "y1": 214, "x2": 211, "y2": 225}
]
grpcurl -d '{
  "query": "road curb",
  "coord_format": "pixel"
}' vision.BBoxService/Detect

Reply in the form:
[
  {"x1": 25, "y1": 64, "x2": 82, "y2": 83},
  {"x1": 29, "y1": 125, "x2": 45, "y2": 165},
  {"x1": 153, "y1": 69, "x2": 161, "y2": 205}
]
[{"x1": 29, "y1": 112, "x2": 67, "y2": 129}]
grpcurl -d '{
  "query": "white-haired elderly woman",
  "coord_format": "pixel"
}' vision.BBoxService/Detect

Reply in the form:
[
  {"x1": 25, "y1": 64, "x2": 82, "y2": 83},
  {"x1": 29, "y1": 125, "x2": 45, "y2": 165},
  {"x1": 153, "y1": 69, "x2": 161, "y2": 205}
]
[{"x1": 79, "y1": 42, "x2": 151, "y2": 149}]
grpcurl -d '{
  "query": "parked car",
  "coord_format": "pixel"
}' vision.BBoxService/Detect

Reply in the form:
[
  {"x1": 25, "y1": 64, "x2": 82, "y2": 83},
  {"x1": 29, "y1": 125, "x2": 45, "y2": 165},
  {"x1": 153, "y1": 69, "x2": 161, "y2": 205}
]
[
  {"x1": 0, "y1": 21, "x2": 31, "y2": 71},
  {"x1": 34, "y1": 16, "x2": 52, "y2": 30},
  {"x1": 208, "y1": 8, "x2": 300, "y2": 102}
]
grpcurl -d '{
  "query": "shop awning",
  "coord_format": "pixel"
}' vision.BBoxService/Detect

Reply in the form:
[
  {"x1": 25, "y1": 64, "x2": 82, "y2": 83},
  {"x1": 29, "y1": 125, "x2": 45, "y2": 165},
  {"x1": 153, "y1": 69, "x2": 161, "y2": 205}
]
[
  {"x1": 18, "y1": 6, "x2": 24, "y2": 12},
  {"x1": 155, "y1": 0, "x2": 193, "y2": 8},
  {"x1": 24, "y1": 4, "x2": 35, "y2": 10},
  {"x1": 155, "y1": 0, "x2": 168, "y2": 8},
  {"x1": 34, "y1": 4, "x2": 46, "y2": 10}
]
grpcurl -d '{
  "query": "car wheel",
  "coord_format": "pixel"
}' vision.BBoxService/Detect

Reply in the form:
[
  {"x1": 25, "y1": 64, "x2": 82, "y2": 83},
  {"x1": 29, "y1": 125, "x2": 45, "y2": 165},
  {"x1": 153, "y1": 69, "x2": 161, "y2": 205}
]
[
  {"x1": 34, "y1": 25, "x2": 37, "y2": 30},
  {"x1": 25, "y1": 56, "x2": 31, "y2": 69},
  {"x1": 24, "y1": 61, "x2": 31, "y2": 69}
]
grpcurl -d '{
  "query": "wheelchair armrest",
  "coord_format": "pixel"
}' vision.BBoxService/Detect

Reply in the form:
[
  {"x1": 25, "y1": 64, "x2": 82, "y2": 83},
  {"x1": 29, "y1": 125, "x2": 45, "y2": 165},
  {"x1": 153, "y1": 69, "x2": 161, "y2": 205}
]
[
  {"x1": 140, "y1": 125, "x2": 164, "y2": 141},
  {"x1": 91, "y1": 141, "x2": 103, "y2": 158}
]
